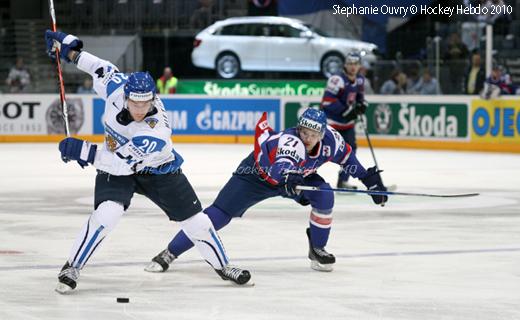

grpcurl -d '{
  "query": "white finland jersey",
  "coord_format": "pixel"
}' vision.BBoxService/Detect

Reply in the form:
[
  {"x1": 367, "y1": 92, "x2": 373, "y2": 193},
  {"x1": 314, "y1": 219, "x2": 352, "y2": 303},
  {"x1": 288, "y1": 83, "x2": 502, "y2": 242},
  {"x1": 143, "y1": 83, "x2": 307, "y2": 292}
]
[{"x1": 76, "y1": 51, "x2": 180, "y2": 176}]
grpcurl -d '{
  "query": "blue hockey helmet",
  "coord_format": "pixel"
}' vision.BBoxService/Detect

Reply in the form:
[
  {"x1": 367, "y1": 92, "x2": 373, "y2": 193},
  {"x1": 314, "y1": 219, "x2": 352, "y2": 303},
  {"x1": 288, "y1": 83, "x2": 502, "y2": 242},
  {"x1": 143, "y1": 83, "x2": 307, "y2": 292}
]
[
  {"x1": 297, "y1": 108, "x2": 327, "y2": 137},
  {"x1": 345, "y1": 51, "x2": 362, "y2": 65},
  {"x1": 124, "y1": 72, "x2": 156, "y2": 102}
]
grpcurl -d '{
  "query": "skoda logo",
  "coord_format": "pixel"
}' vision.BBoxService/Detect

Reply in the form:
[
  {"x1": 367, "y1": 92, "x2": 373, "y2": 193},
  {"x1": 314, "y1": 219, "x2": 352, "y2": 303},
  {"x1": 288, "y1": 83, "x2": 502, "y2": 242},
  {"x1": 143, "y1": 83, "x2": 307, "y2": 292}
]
[{"x1": 373, "y1": 104, "x2": 392, "y2": 134}]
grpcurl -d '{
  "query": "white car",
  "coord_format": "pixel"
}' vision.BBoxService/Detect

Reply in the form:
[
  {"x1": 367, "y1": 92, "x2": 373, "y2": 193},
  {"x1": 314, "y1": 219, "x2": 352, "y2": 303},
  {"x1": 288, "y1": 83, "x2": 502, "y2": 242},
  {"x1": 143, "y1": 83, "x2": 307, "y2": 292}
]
[{"x1": 191, "y1": 16, "x2": 378, "y2": 79}]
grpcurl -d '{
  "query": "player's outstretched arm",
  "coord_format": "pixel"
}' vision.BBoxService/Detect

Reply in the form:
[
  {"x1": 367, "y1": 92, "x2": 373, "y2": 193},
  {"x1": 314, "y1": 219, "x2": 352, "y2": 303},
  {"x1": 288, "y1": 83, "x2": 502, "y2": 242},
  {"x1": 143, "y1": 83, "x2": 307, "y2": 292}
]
[
  {"x1": 329, "y1": 131, "x2": 387, "y2": 205},
  {"x1": 45, "y1": 30, "x2": 119, "y2": 99},
  {"x1": 45, "y1": 30, "x2": 83, "y2": 63},
  {"x1": 360, "y1": 167, "x2": 388, "y2": 205}
]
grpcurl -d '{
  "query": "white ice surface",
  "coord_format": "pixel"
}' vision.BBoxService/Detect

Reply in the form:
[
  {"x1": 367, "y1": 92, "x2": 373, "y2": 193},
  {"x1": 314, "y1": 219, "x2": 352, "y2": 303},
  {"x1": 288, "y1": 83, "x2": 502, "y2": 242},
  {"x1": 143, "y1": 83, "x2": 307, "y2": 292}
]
[{"x1": 0, "y1": 143, "x2": 519, "y2": 320}]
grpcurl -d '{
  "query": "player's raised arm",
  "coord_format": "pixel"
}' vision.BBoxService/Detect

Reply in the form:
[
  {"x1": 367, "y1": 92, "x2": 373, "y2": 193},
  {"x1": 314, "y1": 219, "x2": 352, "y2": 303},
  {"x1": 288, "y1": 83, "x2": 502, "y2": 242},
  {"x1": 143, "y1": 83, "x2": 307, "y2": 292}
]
[{"x1": 45, "y1": 30, "x2": 119, "y2": 100}]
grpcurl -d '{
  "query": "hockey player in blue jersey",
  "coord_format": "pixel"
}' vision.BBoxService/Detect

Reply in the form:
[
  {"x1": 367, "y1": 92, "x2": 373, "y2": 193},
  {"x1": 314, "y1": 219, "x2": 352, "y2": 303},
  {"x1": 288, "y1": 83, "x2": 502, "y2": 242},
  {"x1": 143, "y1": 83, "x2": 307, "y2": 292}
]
[
  {"x1": 321, "y1": 52, "x2": 367, "y2": 189},
  {"x1": 45, "y1": 30, "x2": 251, "y2": 293},
  {"x1": 145, "y1": 108, "x2": 387, "y2": 273}
]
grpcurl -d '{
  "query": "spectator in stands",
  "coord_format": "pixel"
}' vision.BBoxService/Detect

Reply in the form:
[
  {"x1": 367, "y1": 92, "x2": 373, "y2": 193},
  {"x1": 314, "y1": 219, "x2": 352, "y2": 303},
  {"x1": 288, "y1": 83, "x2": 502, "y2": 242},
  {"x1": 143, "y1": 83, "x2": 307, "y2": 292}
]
[
  {"x1": 410, "y1": 69, "x2": 442, "y2": 95},
  {"x1": 406, "y1": 67, "x2": 420, "y2": 92},
  {"x1": 190, "y1": 0, "x2": 214, "y2": 30},
  {"x1": 156, "y1": 67, "x2": 178, "y2": 94},
  {"x1": 463, "y1": 50, "x2": 485, "y2": 94},
  {"x1": 443, "y1": 32, "x2": 469, "y2": 61},
  {"x1": 380, "y1": 70, "x2": 407, "y2": 94},
  {"x1": 5, "y1": 58, "x2": 31, "y2": 93},
  {"x1": 359, "y1": 64, "x2": 374, "y2": 94},
  {"x1": 481, "y1": 64, "x2": 519, "y2": 99},
  {"x1": 77, "y1": 77, "x2": 95, "y2": 94}
]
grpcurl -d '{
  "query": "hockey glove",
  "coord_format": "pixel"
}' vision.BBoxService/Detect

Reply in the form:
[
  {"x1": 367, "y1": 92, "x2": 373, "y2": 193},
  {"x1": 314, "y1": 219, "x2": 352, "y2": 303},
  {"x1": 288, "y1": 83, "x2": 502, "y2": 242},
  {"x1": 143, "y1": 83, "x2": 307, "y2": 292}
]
[
  {"x1": 59, "y1": 137, "x2": 97, "y2": 168},
  {"x1": 45, "y1": 30, "x2": 83, "y2": 63},
  {"x1": 354, "y1": 100, "x2": 368, "y2": 116},
  {"x1": 360, "y1": 166, "x2": 388, "y2": 205},
  {"x1": 279, "y1": 171, "x2": 305, "y2": 198}
]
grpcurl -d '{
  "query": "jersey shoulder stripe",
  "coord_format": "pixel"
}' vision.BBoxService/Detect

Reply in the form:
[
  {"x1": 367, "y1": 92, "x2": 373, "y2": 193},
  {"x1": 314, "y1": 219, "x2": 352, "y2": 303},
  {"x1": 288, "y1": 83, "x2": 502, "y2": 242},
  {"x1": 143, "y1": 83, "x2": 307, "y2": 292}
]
[{"x1": 106, "y1": 73, "x2": 128, "y2": 98}]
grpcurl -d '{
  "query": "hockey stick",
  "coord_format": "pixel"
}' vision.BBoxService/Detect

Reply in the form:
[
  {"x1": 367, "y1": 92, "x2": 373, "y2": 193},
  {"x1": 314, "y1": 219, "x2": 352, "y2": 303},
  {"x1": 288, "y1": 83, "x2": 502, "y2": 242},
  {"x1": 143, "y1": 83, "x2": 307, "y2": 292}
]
[
  {"x1": 296, "y1": 185, "x2": 479, "y2": 198},
  {"x1": 358, "y1": 114, "x2": 398, "y2": 191},
  {"x1": 48, "y1": 0, "x2": 71, "y2": 137},
  {"x1": 359, "y1": 114, "x2": 379, "y2": 169}
]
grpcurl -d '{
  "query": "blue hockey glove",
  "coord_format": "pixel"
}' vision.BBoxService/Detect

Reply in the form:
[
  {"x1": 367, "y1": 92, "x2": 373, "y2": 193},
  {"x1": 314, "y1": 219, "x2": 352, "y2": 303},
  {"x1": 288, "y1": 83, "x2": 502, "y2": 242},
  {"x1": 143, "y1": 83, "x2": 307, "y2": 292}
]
[
  {"x1": 45, "y1": 30, "x2": 83, "y2": 63},
  {"x1": 279, "y1": 171, "x2": 305, "y2": 198},
  {"x1": 360, "y1": 166, "x2": 388, "y2": 205},
  {"x1": 58, "y1": 137, "x2": 97, "y2": 168}
]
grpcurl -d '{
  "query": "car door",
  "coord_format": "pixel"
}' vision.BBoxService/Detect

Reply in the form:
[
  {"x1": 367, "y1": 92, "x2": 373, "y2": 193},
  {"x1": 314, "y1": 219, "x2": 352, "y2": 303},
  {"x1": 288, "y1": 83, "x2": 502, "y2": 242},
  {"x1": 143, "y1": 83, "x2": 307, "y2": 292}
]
[
  {"x1": 218, "y1": 23, "x2": 269, "y2": 71},
  {"x1": 267, "y1": 23, "x2": 313, "y2": 71}
]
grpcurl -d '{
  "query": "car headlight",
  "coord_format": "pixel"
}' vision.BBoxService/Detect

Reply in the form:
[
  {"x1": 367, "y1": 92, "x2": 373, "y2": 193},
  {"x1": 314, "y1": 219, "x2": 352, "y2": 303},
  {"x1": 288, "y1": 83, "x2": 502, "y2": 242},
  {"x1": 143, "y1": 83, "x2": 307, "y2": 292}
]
[{"x1": 360, "y1": 50, "x2": 367, "y2": 56}]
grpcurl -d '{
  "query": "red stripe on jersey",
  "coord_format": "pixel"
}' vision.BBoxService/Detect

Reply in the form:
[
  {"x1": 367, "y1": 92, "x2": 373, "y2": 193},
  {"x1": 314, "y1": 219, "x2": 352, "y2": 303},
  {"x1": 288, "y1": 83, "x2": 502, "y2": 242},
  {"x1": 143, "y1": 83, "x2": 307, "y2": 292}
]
[
  {"x1": 268, "y1": 146, "x2": 277, "y2": 163},
  {"x1": 254, "y1": 112, "x2": 278, "y2": 186},
  {"x1": 322, "y1": 96, "x2": 337, "y2": 102},
  {"x1": 310, "y1": 212, "x2": 332, "y2": 226},
  {"x1": 330, "y1": 123, "x2": 355, "y2": 130},
  {"x1": 340, "y1": 143, "x2": 353, "y2": 164}
]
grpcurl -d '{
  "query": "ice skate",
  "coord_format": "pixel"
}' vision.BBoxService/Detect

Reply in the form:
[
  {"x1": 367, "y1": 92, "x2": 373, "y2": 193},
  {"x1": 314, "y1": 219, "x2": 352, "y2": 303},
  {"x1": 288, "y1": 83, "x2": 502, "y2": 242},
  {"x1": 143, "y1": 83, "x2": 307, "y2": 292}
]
[
  {"x1": 306, "y1": 228, "x2": 335, "y2": 272},
  {"x1": 55, "y1": 262, "x2": 79, "y2": 294},
  {"x1": 215, "y1": 265, "x2": 251, "y2": 285},
  {"x1": 145, "y1": 249, "x2": 177, "y2": 272}
]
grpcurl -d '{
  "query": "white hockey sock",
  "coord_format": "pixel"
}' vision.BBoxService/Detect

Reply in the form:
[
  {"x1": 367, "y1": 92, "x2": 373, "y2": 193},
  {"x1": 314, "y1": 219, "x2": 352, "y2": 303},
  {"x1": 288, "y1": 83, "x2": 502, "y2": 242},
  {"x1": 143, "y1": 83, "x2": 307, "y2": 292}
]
[
  {"x1": 68, "y1": 201, "x2": 124, "y2": 269},
  {"x1": 180, "y1": 212, "x2": 229, "y2": 270}
]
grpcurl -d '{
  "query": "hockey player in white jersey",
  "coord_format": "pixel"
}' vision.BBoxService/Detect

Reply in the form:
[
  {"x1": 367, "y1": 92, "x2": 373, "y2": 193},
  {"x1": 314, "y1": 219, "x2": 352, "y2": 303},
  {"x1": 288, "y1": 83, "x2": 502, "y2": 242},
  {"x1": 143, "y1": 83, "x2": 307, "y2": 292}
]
[{"x1": 45, "y1": 30, "x2": 251, "y2": 293}]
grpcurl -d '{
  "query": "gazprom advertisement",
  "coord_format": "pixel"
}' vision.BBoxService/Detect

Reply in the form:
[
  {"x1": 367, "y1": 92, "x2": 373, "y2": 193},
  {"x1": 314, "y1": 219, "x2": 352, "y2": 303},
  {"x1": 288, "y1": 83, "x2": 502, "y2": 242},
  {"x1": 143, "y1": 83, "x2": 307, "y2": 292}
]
[{"x1": 93, "y1": 98, "x2": 280, "y2": 135}]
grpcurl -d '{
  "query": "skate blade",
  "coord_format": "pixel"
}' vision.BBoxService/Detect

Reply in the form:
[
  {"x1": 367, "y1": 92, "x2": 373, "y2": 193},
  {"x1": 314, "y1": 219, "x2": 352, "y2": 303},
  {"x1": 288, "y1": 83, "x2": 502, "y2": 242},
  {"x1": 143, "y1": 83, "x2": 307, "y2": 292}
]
[
  {"x1": 310, "y1": 261, "x2": 333, "y2": 272},
  {"x1": 222, "y1": 275, "x2": 255, "y2": 287},
  {"x1": 144, "y1": 262, "x2": 166, "y2": 273},
  {"x1": 55, "y1": 282, "x2": 74, "y2": 294},
  {"x1": 233, "y1": 279, "x2": 255, "y2": 287}
]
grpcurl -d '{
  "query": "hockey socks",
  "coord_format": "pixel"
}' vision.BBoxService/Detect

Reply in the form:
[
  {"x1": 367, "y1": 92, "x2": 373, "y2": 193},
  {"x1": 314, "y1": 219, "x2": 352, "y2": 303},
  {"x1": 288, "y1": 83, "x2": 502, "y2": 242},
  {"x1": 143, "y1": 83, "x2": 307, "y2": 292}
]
[{"x1": 168, "y1": 205, "x2": 231, "y2": 257}]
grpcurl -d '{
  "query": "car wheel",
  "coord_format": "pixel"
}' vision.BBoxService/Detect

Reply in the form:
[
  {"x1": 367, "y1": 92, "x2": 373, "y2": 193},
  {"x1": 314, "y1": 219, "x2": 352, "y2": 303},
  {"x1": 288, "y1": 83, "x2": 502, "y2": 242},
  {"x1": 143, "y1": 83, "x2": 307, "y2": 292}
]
[
  {"x1": 216, "y1": 53, "x2": 240, "y2": 79},
  {"x1": 321, "y1": 54, "x2": 344, "y2": 78}
]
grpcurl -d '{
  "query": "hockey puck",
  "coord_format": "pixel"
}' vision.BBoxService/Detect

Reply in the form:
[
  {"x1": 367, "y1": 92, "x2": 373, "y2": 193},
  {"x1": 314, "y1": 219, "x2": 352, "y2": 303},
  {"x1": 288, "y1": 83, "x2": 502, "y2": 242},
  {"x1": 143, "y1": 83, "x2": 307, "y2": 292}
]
[{"x1": 117, "y1": 297, "x2": 130, "y2": 303}]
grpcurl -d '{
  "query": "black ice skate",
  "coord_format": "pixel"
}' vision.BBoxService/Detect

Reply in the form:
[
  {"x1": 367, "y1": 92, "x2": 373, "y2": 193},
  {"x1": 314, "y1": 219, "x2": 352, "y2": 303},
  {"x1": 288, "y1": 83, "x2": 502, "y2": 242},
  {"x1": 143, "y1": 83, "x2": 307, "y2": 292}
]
[
  {"x1": 55, "y1": 262, "x2": 80, "y2": 294},
  {"x1": 215, "y1": 265, "x2": 251, "y2": 285},
  {"x1": 145, "y1": 248, "x2": 177, "y2": 272},
  {"x1": 306, "y1": 228, "x2": 335, "y2": 272}
]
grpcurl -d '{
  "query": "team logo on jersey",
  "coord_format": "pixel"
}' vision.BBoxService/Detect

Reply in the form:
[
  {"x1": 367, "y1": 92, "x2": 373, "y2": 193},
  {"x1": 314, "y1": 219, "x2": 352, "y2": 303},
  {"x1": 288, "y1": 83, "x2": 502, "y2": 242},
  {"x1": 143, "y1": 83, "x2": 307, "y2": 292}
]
[
  {"x1": 322, "y1": 145, "x2": 331, "y2": 157},
  {"x1": 373, "y1": 104, "x2": 393, "y2": 134},
  {"x1": 145, "y1": 118, "x2": 158, "y2": 128},
  {"x1": 106, "y1": 135, "x2": 118, "y2": 151},
  {"x1": 326, "y1": 76, "x2": 342, "y2": 94}
]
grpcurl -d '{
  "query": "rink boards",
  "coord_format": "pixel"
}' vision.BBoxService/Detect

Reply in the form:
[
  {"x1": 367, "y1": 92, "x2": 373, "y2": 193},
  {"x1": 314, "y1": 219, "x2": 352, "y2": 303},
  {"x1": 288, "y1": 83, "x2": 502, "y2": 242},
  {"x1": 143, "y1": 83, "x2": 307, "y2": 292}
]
[{"x1": 0, "y1": 94, "x2": 518, "y2": 153}]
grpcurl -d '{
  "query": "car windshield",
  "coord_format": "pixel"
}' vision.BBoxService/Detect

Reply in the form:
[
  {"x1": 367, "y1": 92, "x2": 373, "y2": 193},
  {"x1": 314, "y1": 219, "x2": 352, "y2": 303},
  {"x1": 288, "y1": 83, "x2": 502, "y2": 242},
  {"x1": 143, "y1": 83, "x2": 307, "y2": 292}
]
[{"x1": 304, "y1": 24, "x2": 330, "y2": 37}]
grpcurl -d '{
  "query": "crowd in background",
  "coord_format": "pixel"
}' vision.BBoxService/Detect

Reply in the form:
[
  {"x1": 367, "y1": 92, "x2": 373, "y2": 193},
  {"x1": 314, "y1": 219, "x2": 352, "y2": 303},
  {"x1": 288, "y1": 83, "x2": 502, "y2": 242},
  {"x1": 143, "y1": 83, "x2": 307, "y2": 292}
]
[{"x1": 1, "y1": 0, "x2": 518, "y2": 97}]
